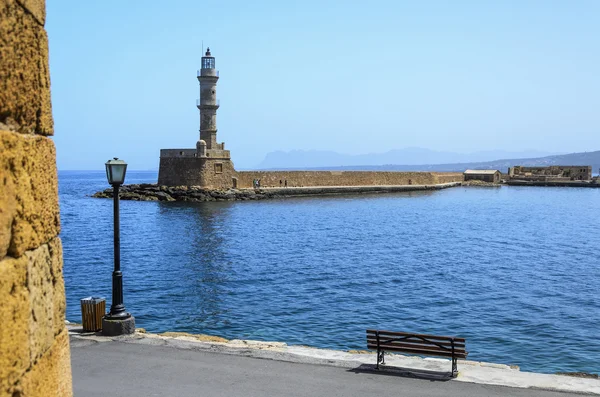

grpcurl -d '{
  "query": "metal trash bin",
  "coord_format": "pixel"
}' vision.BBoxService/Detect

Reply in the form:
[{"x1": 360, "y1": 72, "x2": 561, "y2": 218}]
[{"x1": 80, "y1": 297, "x2": 106, "y2": 332}]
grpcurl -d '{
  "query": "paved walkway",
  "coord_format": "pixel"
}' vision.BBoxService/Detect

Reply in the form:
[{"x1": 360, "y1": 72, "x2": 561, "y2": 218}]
[{"x1": 70, "y1": 336, "x2": 591, "y2": 397}]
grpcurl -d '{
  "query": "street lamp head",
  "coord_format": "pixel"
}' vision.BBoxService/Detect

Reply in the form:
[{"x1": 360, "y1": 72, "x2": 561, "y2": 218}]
[{"x1": 105, "y1": 158, "x2": 128, "y2": 185}]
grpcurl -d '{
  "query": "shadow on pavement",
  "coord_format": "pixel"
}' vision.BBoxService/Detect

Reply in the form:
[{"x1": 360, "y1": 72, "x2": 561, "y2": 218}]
[{"x1": 348, "y1": 364, "x2": 453, "y2": 382}]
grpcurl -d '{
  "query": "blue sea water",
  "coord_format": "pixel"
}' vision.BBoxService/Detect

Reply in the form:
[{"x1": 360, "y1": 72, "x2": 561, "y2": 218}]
[{"x1": 59, "y1": 170, "x2": 600, "y2": 374}]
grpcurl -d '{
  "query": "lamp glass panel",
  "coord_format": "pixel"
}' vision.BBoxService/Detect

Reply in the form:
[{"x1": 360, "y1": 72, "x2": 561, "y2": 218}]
[{"x1": 110, "y1": 164, "x2": 127, "y2": 184}]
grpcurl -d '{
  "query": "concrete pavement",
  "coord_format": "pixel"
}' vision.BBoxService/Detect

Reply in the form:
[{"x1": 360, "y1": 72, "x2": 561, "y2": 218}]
[{"x1": 70, "y1": 330, "x2": 598, "y2": 397}]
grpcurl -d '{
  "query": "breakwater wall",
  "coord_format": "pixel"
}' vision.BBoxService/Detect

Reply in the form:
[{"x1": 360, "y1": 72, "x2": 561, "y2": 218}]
[
  {"x1": 507, "y1": 180, "x2": 600, "y2": 188},
  {"x1": 235, "y1": 171, "x2": 463, "y2": 188},
  {"x1": 92, "y1": 182, "x2": 461, "y2": 202}
]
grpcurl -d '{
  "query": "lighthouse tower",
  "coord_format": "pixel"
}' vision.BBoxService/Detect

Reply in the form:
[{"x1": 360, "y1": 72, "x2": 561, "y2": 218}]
[
  {"x1": 197, "y1": 47, "x2": 219, "y2": 152},
  {"x1": 157, "y1": 47, "x2": 235, "y2": 188}
]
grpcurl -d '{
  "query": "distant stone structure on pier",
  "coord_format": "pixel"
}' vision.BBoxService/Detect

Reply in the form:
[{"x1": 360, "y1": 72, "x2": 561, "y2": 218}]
[
  {"x1": 158, "y1": 49, "x2": 463, "y2": 189},
  {"x1": 463, "y1": 170, "x2": 501, "y2": 183},
  {"x1": 508, "y1": 166, "x2": 592, "y2": 181}
]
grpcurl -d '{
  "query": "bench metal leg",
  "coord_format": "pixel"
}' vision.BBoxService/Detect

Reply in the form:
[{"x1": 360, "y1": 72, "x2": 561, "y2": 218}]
[
  {"x1": 451, "y1": 338, "x2": 458, "y2": 377},
  {"x1": 375, "y1": 331, "x2": 385, "y2": 370},
  {"x1": 451, "y1": 357, "x2": 458, "y2": 377},
  {"x1": 376, "y1": 349, "x2": 385, "y2": 369}
]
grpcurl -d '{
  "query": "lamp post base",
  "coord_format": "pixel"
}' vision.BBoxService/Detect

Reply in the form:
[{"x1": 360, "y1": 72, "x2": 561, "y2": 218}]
[{"x1": 102, "y1": 315, "x2": 135, "y2": 336}]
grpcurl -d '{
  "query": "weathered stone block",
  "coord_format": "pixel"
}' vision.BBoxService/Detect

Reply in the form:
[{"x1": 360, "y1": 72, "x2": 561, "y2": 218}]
[
  {"x1": 26, "y1": 243, "x2": 56, "y2": 363},
  {"x1": 17, "y1": 330, "x2": 72, "y2": 397},
  {"x1": 0, "y1": 0, "x2": 53, "y2": 134},
  {"x1": 15, "y1": 0, "x2": 46, "y2": 25},
  {"x1": 0, "y1": 130, "x2": 60, "y2": 259},
  {"x1": 0, "y1": 254, "x2": 30, "y2": 393},
  {"x1": 0, "y1": 159, "x2": 17, "y2": 258},
  {"x1": 48, "y1": 237, "x2": 66, "y2": 336}
]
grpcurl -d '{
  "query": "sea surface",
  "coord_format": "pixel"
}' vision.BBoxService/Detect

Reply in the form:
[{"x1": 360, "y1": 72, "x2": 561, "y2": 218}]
[{"x1": 59, "y1": 170, "x2": 600, "y2": 374}]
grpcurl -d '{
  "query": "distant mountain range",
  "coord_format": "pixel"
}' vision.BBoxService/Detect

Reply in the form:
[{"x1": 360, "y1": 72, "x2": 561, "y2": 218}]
[
  {"x1": 256, "y1": 148, "x2": 559, "y2": 169},
  {"x1": 254, "y1": 149, "x2": 600, "y2": 174}
]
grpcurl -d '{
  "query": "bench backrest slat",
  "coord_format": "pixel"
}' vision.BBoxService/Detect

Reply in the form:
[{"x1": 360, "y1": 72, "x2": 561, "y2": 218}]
[
  {"x1": 366, "y1": 329, "x2": 465, "y2": 343},
  {"x1": 366, "y1": 336, "x2": 466, "y2": 351},
  {"x1": 367, "y1": 341, "x2": 467, "y2": 355}
]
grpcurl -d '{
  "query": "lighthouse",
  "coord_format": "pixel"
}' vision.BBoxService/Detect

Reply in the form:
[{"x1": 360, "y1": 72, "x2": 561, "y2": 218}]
[
  {"x1": 157, "y1": 47, "x2": 235, "y2": 188},
  {"x1": 197, "y1": 47, "x2": 219, "y2": 153}
]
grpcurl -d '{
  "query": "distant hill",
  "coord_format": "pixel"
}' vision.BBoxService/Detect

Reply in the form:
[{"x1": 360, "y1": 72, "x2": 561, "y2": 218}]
[
  {"x1": 255, "y1": 150, "x2": 600, "y2": 174},
  {"x1": 255, "y1": 148, "x2": 560, "y2": 169}
]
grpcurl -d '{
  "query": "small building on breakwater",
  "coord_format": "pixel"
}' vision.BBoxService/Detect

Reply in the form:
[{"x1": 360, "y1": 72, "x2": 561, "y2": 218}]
[{"x1": 463, "y1": 170, "x2": 501, "y2": 183}]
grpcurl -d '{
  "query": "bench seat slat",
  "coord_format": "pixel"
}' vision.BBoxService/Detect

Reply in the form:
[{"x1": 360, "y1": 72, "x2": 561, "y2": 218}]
[
  {"x1": 366, "y1": 336, "x2": 465, "y2": 349},
  {"x1": 367, "y1": 344, "x2": 468, "y2": 359},
  {"x1": 367, "y1": 329, "x2": 465, "y2": 343}
]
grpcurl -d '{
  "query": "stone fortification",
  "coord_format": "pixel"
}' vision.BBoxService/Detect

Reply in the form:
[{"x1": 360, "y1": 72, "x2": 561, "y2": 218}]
[
  {"x1": 236, "y1": 171, "x2": 463, "y2": 188},
  {"x1": 509, "y1": 165, "x2": 592, "y2": 181},
  {"x1": 158, "y1": 154, "x2": 237, "y2": 189},
  {"x1": 0, "y1": 0, "x2": 73, "y2": 395}
]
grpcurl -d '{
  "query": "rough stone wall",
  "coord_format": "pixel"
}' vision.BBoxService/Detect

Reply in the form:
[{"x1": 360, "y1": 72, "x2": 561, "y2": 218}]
[
  {"x1": 158, "y1": 157, "x2": 204, "y2": 186},
  {"x1": 158, "y1": 157, "x2": 236, "y2": 189},
  {"x1": 201, "y1": 158, "x2": 237, "y2": 189},
  {"x1": 510, "y1": 166, "x2": 592, "y2": 181},
  {"x1": 159, "y1": 149, "x2": 198, "y2": 158},
  {"x1": 0, "y1": 0, "x2": 73, "y2": 395},
  {"x1": 236, "y1": 171, "x2": 463, "y2": 188},
  {"x1": 431, "y1": 172, "x2": 464, "y2": 184}
]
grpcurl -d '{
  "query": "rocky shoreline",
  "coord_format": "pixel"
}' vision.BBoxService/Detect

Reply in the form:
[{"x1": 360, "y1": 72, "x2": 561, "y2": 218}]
[
  {"x1": 461, "y1": 180, "x2": 502, "y2": 187},
  {"x1": 91, "y1": 184, "x2": 279, "y2": 202},
  {"x1": 91, "y1": 182, "x2": 462, "y2": 202}
]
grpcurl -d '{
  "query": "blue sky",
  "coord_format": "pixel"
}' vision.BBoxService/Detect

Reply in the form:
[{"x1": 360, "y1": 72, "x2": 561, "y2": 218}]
[{"x1": 47, "y1": 0, "x2": 599, "y2": 170}]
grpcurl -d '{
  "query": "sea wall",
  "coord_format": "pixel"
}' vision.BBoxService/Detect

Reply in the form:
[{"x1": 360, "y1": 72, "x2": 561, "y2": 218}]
[
  {"x1": 0, "y1": 0, "x2": 73, "y2": 395},
  {"x1": 236, "y1": 171, "x2": 463, "y2": 188},
  {"x1": 433, "y1": 172, "x2": 465, "y2": 184},
  {"x1": 507, "y1": 180, "x2": 600, "y2": 188}
]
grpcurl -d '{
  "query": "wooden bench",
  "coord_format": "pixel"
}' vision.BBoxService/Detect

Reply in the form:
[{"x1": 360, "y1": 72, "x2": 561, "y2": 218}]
[{"x1": 366, "y1": 329, "x2": 468, "y2": 377}]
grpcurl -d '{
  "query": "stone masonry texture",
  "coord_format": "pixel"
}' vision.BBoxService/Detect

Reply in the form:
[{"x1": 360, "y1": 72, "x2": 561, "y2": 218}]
[
  {"x1": 158, "y1": 157, "x2": 205, "y2": 186},
  {"x1": 236, "y1": 171, "x2": 464, "y2": 189},
  {"x1": 0, "y1": 0, "x2": 53, "y2": 135},
  {"x1": 0, "y1": 0, "x2": 72, "y2": 395},
  {"x1": 0, "y1": 130, "x2": 60, "y2": 258},
  {"x1": 158, "y1": 156, "x2": 238, "y2": 189}
]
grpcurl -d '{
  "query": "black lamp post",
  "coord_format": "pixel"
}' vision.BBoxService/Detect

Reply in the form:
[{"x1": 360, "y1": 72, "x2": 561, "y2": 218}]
[{"x1": 102, "y1": 158, "x2": 135, "y2": 335}]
